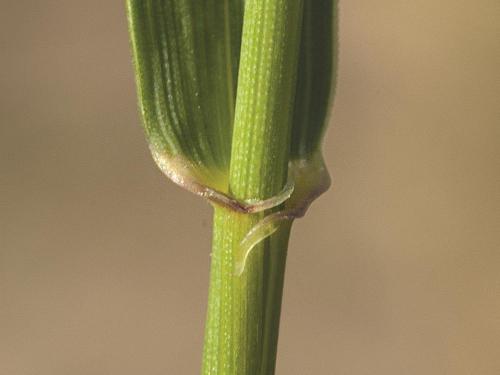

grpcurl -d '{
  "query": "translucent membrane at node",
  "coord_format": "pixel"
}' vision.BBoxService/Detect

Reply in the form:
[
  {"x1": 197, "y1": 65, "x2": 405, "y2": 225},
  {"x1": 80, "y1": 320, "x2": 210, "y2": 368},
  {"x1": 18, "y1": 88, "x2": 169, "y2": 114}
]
[{"x1": 235, "y1": 155, "x2": 331, "y2": 275}]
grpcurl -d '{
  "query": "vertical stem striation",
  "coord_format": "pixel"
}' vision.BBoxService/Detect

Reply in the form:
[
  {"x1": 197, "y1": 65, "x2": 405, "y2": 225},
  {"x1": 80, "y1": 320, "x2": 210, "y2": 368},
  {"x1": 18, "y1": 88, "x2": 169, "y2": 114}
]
[{"x1": 202, "y1": 1, "x2": 304, "y2": 374}]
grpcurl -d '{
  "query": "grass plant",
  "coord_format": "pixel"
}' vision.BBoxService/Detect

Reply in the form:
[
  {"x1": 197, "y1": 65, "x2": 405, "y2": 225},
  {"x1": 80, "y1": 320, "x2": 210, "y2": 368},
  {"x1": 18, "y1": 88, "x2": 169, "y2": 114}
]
[{"x1": 126, "y1": 1, "x2": 337, "y2": 373}]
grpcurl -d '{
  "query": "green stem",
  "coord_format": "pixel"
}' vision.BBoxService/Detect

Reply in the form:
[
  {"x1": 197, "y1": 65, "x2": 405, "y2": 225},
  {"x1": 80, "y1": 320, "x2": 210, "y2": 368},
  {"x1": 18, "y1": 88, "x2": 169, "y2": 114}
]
[{"x1": 202, "y1": 1, "x2": 304, "y2": 374}]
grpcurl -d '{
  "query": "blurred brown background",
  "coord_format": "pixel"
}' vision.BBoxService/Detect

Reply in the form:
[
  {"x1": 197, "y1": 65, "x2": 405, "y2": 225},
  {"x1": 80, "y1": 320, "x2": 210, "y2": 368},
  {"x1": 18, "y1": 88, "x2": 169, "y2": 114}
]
[{"x1": 1, "y1": 1, "x2": 499, "y2": 374}]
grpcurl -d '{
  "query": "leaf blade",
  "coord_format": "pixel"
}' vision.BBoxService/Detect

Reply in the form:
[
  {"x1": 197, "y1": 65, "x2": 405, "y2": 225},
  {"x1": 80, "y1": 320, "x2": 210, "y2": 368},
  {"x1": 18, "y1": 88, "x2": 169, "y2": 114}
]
[
  {"x1": 291, "y1": 0, "x2": 338, "y2": 160},
  {"x1": 126, "y1": 0, "x2": 244, "y2": 185}
]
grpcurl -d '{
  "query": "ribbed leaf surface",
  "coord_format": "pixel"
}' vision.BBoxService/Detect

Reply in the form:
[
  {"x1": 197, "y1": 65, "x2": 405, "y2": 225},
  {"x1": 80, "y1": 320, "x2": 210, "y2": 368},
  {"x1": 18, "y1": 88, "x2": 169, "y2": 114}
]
[
  {"x1": 292, "y1": 0, "x2": 338, "y2": 160},
  {"x1": 127, "y1": 0, "x2": 243, "y2": 189}
]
